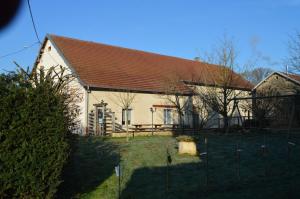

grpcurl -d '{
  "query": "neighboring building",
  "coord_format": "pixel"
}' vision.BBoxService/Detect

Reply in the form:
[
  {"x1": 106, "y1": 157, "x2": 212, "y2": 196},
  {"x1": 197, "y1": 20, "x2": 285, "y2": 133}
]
[
  {"x1": 34, "y1": 34, "x2": 252, "y2": 135},
  {"x1": 253, "y1": 71, "x2": 300, "y2": 95},
  {"x1": 252, "y1": 72, "x2": 300, "y2": 127}
]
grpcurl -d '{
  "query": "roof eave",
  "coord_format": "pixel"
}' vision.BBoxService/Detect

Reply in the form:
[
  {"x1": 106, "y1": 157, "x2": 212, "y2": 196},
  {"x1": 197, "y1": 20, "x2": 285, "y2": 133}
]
[
  {"x1": 87, "y1": 84, "x2": 192, "y2": 96},
  {"x1": 183, "y1": 80, "x2": 253, "y2": 91}
]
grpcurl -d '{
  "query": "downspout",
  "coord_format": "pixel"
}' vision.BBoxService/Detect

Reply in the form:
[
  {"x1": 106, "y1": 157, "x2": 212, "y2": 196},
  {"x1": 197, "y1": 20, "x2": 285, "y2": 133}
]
[{"x1": 85, "y1": 85, "x2": 90, "y2": 135}]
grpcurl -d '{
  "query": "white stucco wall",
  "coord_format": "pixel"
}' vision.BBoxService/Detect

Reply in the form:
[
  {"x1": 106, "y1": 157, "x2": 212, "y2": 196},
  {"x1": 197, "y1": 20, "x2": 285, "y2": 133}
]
[
  {"x1": 87, "y1": 90, "x2": 192, "y2": 129},
  {"x1": 192, "y1": 85, "x2": 251, "y2": 128},
  {"x1": 35, "y1": 39, "x2": 87, "y2": 134}
]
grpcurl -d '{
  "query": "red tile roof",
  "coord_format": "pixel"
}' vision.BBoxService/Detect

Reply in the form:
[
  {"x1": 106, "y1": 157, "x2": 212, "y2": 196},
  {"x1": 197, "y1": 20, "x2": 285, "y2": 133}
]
[
  {"x1": 287, "y1": 73, "x2": 300, "y2": 83},
  {"x1": 44, "y1": 34, "x2": 252, "y2": 93}
]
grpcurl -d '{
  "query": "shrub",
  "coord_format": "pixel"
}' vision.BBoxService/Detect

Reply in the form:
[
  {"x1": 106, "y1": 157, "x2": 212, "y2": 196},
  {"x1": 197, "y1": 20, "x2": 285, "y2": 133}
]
[{"x1": 0, "y1": 67, "x2": 77, "y2": 198}]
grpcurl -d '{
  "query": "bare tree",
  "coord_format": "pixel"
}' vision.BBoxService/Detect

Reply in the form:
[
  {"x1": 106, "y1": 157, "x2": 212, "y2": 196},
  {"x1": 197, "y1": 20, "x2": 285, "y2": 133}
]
[
  {"x1": 287, "y1": 31, "x2": 300, "y2": 72},
  {"x1": 160, "y1": 74, "x2": 191, "y2": 132},
  {"x1": 241, "y1": 67, "x2": 273, "y2": 85},
  {"x1": 111, "y1": 91, "x2": 136, "y2": 141},
  {"x1": 192, "y1": 94, "x2": 216, "y2": 128},
  {"x1": 241, "y1": 91, "x2": 277, "y2": 128},
  {"x1": 195, "y1": 35, "x2": 248, "y2": 131}
]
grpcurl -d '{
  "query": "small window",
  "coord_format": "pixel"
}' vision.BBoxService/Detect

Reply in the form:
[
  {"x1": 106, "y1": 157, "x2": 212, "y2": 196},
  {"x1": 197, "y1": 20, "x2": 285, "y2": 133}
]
[
  {"x1": 164, "y1": 109, "x2": 172, "y2": 124},
  {"x1": 122, "y1": 109, "x2": 132, "y2": 125},
  {"x1": 48, "y1": 46, "x2": 51, "y2": 52}
]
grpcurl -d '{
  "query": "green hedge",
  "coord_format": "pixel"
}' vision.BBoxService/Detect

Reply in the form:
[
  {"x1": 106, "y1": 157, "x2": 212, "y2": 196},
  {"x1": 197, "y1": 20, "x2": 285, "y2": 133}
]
[{"x1": 0, "y1": 71, "x2": 72, "y2": 198}]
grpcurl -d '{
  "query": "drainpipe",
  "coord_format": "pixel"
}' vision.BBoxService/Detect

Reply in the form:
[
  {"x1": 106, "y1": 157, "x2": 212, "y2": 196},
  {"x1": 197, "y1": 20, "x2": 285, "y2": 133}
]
[{"x1": 86, "y1": 85, "x2": 90, "y2": 135}]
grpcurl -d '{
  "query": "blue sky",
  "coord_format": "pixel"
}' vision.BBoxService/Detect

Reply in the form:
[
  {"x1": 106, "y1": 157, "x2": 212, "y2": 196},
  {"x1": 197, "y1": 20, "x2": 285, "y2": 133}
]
[{"x1": 0, "y1": 0, "x2": 299, "y2": 72}]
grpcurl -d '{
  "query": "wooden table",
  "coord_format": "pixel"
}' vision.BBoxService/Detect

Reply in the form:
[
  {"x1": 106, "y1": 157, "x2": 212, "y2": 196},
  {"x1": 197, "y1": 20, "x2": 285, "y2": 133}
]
[{"x1": 132, "y1": 124, "x2": 163, "y2": 131}]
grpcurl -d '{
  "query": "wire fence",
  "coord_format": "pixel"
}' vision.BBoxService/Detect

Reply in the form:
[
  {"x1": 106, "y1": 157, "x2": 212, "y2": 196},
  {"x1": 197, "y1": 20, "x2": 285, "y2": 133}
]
[
  {"x1": 197, "y1": 132, "x2": 300, "y2": 197},
  {"x1": 118, "y1": 131, "x2": 300, "y2": 198},
  {"x1": 232, "y1": 94, "x2": 300, "y2": 130}
]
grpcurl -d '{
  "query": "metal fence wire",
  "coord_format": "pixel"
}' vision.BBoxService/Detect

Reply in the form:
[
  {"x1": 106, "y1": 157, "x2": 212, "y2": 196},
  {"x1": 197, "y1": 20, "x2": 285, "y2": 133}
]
[
  {"x1": 232, "y1": 94, "x2": 300, "y2": 129},
  {"x1": 196, "y1": 132, "x2": 300, "y2": 195},
  {"x1": 120, "y1": 132, "x2": 300, "y2": 198}
]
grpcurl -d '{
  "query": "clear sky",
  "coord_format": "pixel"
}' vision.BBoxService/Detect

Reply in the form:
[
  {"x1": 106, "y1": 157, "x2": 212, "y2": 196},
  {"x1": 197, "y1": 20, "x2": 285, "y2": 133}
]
[{"x1": 0, "y1": 0, "x2": 299, "y2": 72}]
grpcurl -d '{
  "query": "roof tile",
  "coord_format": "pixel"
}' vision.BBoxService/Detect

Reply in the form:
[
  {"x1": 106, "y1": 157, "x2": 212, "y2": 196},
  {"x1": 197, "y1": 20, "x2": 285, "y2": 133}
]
[{"x1": 48, "y1": 34, "x2": 252, "y2": 93}]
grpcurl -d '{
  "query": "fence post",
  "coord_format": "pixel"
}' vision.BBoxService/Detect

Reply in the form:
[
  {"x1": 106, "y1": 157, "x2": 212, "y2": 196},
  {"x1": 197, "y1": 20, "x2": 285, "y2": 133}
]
[
  {"x1": 115, "y1": 148, "x2": 121, "y2": 199},
  {"x1": 205, "y1": 137, "x2": 208, "y2": 187},
  {"x1": 118, "y1": 157, "x2": 121, "y2": 199},
  {"x1": 287, "y1": 96, "x2": 296, "y2": 139},
  {"x1": 261, "y1": 143, "x2": 267, "y2": 179},
  {"x1": 166, "y1": 150, "x2": 169, "y2": 193},
  {"x1": 166, "y1": 147, "x2": 172, "y2": 197},
  {"x1": 287, "y1": 141, "x2": 296, "y2": 164},
  {"x1": 287, "y1": 140, "x2": 290, "y2": 162},
  {"x1": 236, "y1": 142, "x2": 241, "y2": 181}
]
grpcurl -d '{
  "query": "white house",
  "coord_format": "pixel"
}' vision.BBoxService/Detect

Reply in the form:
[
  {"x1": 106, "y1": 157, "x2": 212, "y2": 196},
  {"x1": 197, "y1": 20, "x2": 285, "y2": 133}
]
[{"x1": 34, "y1": 34, "x2": 252, "y2": 135}]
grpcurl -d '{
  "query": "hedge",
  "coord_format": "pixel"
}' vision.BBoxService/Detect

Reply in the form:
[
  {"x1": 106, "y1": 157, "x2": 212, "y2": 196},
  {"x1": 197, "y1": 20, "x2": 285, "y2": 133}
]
[{"x1": 0, "y1": 69, "x2": 74, "y2": 198}]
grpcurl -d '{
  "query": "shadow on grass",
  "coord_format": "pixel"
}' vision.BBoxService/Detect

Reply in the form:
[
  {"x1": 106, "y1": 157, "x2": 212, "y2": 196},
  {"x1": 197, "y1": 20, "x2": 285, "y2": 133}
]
[
  {"x1": 121, "y1": 162, "x2": 203, "y2": 199},
  {"x1": 121, "y1": 134, "x2": 300, "y2": 199},
  {"x1": 121, "y1": 161, "x2": 300, "y2": 199},
  {"x1": 57, "y1": 136, "x2": 119, "y2": 198}
]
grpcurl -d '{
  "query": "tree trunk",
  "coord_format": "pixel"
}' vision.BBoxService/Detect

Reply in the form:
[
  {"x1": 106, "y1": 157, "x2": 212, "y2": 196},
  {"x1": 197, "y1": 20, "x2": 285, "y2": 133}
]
[
  {"x1": 182, "y1": 113, "x2": 185, "y2": 133},
  {"x1": 223, "y1": 90, "x2": 228, "y2": 132},
  {"x1": 223, "y1": 115, "x2": 228, "y2": 133},
  {"x1": 178, "y1": 112, "x2": 181, "y2": 130},
  {"x1": 178, "y1": 111, "x2": 184, "y2": 134},
  {"x1": 126, "y1": 108, "x2": 129, "y2": 141}
]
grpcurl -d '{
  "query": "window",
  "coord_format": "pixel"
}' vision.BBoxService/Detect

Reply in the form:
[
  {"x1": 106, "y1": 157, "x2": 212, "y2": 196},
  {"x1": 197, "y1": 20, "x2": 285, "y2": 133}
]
[
  {"x1": 122, "y1": 109, "x2": 132, "y2": 125},
  {"x1": 164, "y1": 109, "x2": 172, "y2": 124}
]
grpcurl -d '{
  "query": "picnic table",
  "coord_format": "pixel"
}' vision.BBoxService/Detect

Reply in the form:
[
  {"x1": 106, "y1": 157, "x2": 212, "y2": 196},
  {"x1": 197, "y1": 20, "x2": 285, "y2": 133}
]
[
  {"x1": 131, "y1": 124, "x2": 181, "y2": 130},
  {"x1": 129, "y1": 124, "x2": 165, "y2": 137},
  {"x1": 132, "y1": 124, "x2": 163, "y2": 131}
]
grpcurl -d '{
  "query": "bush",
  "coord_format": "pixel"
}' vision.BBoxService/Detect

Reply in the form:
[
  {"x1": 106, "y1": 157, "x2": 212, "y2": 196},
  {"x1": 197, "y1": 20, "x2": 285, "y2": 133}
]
[{"x1": 0, "y1": 69, "x2": 76, "y2": 198}]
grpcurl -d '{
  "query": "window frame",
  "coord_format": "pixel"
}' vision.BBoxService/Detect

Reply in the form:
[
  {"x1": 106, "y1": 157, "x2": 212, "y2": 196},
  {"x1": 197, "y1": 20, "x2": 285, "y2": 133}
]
[
  {"x1": 163, "y1": 109, "x2": 172, "y2": 124},
  {"x1": 122, "y1": 108, "x2": 132, "y2": 125}
]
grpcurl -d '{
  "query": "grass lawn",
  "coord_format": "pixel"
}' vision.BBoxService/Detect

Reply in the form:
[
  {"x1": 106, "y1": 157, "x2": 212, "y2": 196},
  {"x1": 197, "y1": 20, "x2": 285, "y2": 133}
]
[{"x1": 58, "y1": 131, "x2": 300, "y2": 199}]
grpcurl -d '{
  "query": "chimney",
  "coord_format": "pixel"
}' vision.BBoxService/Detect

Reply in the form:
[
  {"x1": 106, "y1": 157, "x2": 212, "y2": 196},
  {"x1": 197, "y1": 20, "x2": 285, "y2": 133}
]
[{"x1": 285, "y1": 65, "x2": 289, "y2": 75}]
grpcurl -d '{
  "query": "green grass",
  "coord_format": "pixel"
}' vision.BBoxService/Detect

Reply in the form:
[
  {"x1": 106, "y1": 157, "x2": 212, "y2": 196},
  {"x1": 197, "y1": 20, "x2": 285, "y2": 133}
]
[{"x1": 58, "y1": 131, "x2": 300, "y2": 199}]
